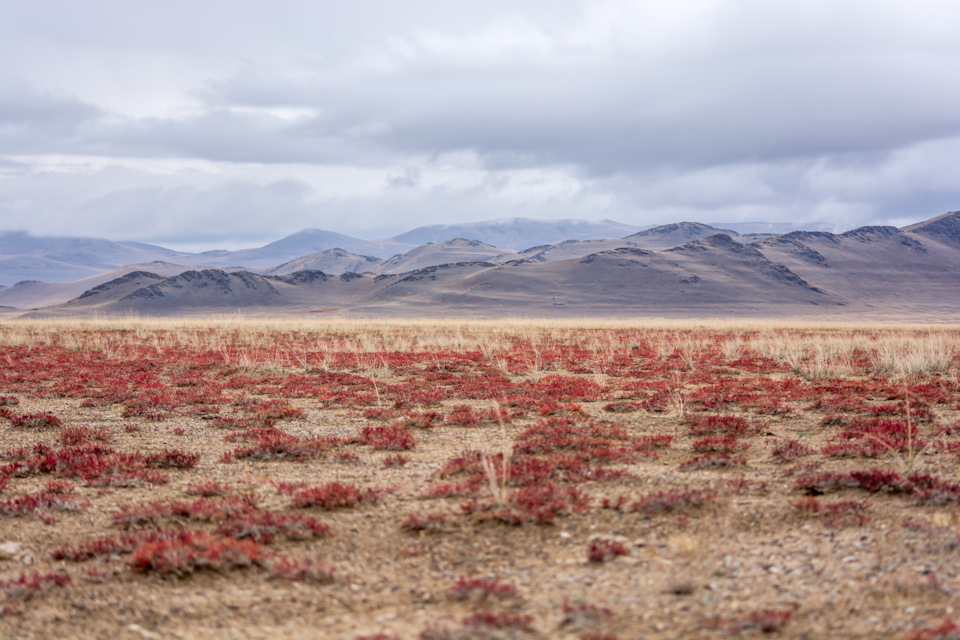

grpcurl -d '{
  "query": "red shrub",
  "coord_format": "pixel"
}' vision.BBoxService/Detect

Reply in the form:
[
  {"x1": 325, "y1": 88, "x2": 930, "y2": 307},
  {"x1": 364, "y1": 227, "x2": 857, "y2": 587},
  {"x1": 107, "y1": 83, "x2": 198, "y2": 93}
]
[
  {"x1": 383, "y1": 453, "x2": 410, "y2": 467},
  {"x1": 686, "y1": 414, "x2": 759, "y2": 437},
  {"x1": 269, "y1": 555, "x2": 335, "y2": 583},
  {"x1": 58, "y1": 426, "x2": 111, "y2": 446},
  {"x1": 354, "y1": 424, "x2": 416, "y2": 451},
  {"x1": 679, "y1": 454, "x2": 746, "y2": 471},
  {"x1": 449, "y1": 576, "x2": 517, "y2": 601},
  {"x1": 462, "y1": 483, "x2": 590, "y2": 525},
  {"x1": 691, "y1": 436, "x2": 750, "y2": 454},
  {"x1": 0, "y1": 490, "x2": 86, "y2": 517},
  {"x1": 291, "y1": 482, "x2": 380, "y2": 510},
  {"x1": 184, "y1": 481, "x2": 227, "y2": 497},
  {"x1": 401, "y1": 511, "x2": 452, "y2": 533},
  {"x1": 602, "y1": 489, "x2": 713, "y2": 514},
  {"x1": 52, "y1": 534, "x2": 147, "y2": 561},
  {"x1": 130, "y1": 531, "x2": 263, "y2": 577},
  {"x1": 10, "y1": 412, "x2": 62, "y2": 428},
  {"x1": 712, "y1": 609, "x2": 792, "y2": 634},
  {"x1": 144, "y1": 448, "x2": 200, "y2": 469},
  {"x1": 587, "y1": 538, "x2": 630, "y2": 563},
  {"x1": 1, "y1": 571, "x2": 70, "y2": 601},
  {"x1": 904, "y1": 619, "x2": 960, "y2": 640},
  {"x1": 215, "y1": 511, "x2": 331, "y2": 544}
]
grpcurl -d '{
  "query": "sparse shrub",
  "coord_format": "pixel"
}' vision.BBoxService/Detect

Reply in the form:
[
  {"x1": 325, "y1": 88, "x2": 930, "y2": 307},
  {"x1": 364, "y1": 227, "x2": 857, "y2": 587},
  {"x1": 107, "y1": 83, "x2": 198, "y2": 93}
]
[
  {"x1": 130, "y1": 531, "x2": 263, "y2": 577},
  {"x1": 686, "y1": 414, "x2": 759, "y2": 438},
  {"x1": 602, "y1": 489, "x2": 713, "y2": 514},
  {"x1": 216, "y1": 511, "x2": 331, "y2": 544},
  {"x1": 185, "y1": 481, "x2": 227, "y2": 497},
  {"x1": 144, "y1": 448, "x2": 200, "y2": 469},
  {"x1": 711, "y1": 609, "x2": 792, "y2": 634},
  {"x1": 291, "y1": 482, "x2": 380, "y2": 510},
  {"x1": 383, "y1": 453, "x2": 410, "y2": 467},
  {"x1": 903, "y1": 618, "x2": 960, "y2": 640},
  {"x1": 444, "y1": 405, "x2": 480, "y2": 427},
  {"x1": 10, "y1": 412, "x2": 62, "y2": 428},
  {"x1": 269, "y1": 555, "x2": 335, "y2": 583},
  {"x1": 52, "y1": 533, "x2": 147, "y2": 562},
  {"x1": 0, "y1": 490, "x2": 86, "y2": 517},
  {"x1": 790, "y1": 497, "x2": 870, "y2": 527},
  {"x1": 401, "y1": 511, "x2": 452, "y2": 533},
  {"x1": 448, "y1": 576, "x2": 517, "y2": 602},
  {"x1": 796, "y1": 468, "x2": 913, "y2": 495},
  {"x1": 354, "y1": 424, "x2": 416, "y2": 450},
  {"x1": 58, "y1": 426, "x2": 110, "y2": 446},
  {"x1": 691, "y1": 436, "x2": 750, "y2": 454},
  {"x1": 419, "y1": 482, "x2": 480, "y2": 499},
  {"x1": 587, "y1": 538, "x2": 630, "y2": 563},
  {"x1": 1, "y1": 571, "x2": 70, "y2": 601},
  {"x1": 679, "y1": 453, "x2": 746, "y2": 471},
  {"x1": 462, "y1": 483, "x2": 591, "y2": 525}
]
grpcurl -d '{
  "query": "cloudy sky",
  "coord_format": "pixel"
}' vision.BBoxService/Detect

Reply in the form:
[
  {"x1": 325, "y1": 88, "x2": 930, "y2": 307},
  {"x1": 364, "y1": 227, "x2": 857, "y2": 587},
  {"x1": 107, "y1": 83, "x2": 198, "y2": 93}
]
[{"x1": 2, "y1": 1, "x2": 959, "y2": 250}]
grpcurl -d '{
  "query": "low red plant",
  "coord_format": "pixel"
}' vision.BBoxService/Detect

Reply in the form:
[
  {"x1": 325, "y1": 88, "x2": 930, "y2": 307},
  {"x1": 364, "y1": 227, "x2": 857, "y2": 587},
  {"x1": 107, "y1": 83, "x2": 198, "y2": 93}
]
[
  {"x1": 587, "y1": 538, "x2": 630, "y2": 563},
  {"x1": 448, "y1": 576, "x2": 517, "y2": 601},
  {"x1": 679, "y1": 454, "x2": 746, "y2": 471},
  {"x1": 291, "y1": 482, "x2": 380, "y2": 510},
  {"x1": 130, "y1": 531, "x2": 263, "y2": 577},
  {"x1": 1, "y1": 571, "x2": 71, "y2": 601},
  {"x1": 10, "y1": 412, "x2": 63, "y2": 428},
  {"x1": 353, "y1": 423, "x2": 416, "y2": 451},
  {"x1": 268, "y1": 555, "x2": 336, "y2": 583},
  {"x1": 215, "y1": 511, "x2": 332, "y2": 544}
]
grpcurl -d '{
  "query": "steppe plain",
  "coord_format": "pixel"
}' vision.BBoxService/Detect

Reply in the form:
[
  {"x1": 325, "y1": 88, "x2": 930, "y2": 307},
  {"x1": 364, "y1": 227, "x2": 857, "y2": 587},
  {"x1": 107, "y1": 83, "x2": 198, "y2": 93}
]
[{"x1": 0, "y1": 317, "x2": 958, "y2": 639}]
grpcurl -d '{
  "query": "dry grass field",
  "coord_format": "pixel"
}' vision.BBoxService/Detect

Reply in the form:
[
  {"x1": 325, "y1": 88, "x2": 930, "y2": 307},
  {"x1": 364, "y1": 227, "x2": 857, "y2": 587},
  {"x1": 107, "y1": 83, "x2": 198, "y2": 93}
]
[{"x1": 0, "y1": 317, "x2": 959, "y2": 639}]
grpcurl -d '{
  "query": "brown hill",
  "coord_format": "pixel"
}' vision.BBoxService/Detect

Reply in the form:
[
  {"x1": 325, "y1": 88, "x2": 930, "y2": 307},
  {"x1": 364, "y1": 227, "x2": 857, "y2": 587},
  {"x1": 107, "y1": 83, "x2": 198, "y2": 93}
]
[
  {"x1": 0, "y1": 262, "x2": 195, "y2": 309},
  {"x1": 753, "y1": 223, "x2": 960, "y2": 315},
  {"x1": 262, "y1": 249, "x2": 381, "y2": 276},
  {"x1": 372, "y1": 239, "x2": 518, "y2": 274},
  {"x1": 902, "y1": 210, "x2": 960, "y2": 248},
  {"x1": 23, "y1": 212, "x2": 960, "y2": 319}
]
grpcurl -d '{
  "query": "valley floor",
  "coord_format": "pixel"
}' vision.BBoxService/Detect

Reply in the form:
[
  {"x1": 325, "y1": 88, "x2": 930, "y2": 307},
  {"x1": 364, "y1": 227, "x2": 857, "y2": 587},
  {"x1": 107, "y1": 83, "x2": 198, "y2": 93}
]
[{"x1": 0, "y1": 318, "x2": 958, "y2": 639}]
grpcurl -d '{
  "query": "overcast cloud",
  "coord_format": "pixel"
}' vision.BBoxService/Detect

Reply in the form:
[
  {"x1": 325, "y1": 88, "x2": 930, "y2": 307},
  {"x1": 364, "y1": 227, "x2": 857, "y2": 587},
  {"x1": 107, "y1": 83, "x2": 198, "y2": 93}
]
[{"x1": 1, "y1": 0, "x2": 959, "y2": 249}]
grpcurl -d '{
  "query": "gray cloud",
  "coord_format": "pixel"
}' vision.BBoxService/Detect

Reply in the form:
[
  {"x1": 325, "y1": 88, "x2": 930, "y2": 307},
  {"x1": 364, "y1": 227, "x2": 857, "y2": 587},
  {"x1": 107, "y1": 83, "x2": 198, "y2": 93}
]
[{"x1": 1, "y1": 0, "x2": 958, "y2": 247}]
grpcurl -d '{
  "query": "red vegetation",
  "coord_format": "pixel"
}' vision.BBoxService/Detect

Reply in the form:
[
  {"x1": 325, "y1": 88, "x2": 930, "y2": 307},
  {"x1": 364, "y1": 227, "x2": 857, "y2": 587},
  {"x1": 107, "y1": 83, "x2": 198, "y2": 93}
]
[
  {"x1": 448, "y1": 576, "x2": 518, "y2": 601},
  {"x1": 353, "y1": 423, "x2": 417, "y2": 450},
  {"x1": 291, "y1": 482, "x2": 381, "y2": 510},
  {"x1": 130, "y1": 530, "x2": 263, "y2": 577},
  {"x1": 268, "y1": 555, "x2": 336, "y2": 583},
  {"x1": 587, "y1": 538, "x2": 631, "y2": 563},
  {"x1": 1, "y1": 571, "x2": 71, "y2": 601},
  {"x1": 9, "y1": 412, "x2": 63, "y2": 428}
]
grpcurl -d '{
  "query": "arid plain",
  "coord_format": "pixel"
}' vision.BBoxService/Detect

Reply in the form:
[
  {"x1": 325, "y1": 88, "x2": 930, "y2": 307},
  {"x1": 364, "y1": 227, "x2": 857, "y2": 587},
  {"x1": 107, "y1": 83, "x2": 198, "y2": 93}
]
[{"x1": 0, "y1": 318, "x2": 958, "y2": 639}]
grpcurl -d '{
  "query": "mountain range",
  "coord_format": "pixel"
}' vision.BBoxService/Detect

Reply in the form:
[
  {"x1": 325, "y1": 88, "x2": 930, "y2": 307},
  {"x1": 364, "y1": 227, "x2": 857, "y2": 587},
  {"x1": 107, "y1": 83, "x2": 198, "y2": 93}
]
[
  {"x1": 0, "y1": 218, "x2": 649, "y2": 285},
  {"x1": 2, "y1": 211, "x2": 956, "y2": 319}
]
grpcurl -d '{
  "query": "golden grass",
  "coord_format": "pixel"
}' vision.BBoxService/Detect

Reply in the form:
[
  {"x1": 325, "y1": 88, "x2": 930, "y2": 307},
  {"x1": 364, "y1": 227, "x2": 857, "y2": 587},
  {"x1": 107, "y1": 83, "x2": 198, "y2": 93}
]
[{"x1": 0, "y1": 314, "x2": 957, "y2": 378}]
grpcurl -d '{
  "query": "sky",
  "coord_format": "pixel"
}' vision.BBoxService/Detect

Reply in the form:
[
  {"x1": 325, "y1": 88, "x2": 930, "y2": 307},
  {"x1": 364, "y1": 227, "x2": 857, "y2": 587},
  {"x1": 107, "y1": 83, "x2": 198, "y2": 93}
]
[{"x1": 1, "y1": 0, "x2": 959, "y2": 251}]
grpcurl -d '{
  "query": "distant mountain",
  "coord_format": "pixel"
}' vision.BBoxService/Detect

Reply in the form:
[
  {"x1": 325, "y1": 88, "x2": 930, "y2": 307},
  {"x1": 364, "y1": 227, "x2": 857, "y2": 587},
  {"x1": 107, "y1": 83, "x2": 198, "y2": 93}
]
[
  {"x1": 373, "y1": 238, "x2": 518, "y2": 275},
  {"x1": 0, "y1": 231, "x2": 191, "y2": 286},
  {"x1": 0, "y1": 262, "x2": 196, "y2": 309},
  {"x1": 624, "y1": 222, "x2": 740, "y2": 246},
  {"x1": 192, "y1": 229, "x2": 388, "y2": 268},
  {"x1": 32, "y1": 234, "x2": 838, "y2": 318},
  {"x1": 262, "y1": 248, "x2": 382, "y2": 276},
  {"x1": 390, "y1": 218, "x2": 643, "y2": 251},
  {"x1": 515, "y1": 222, "x2": 741, "y2": 263},
  {"x1": 7, "y1": 212, "x2": 960, "y2": 322},
  {"x1": 752, "y1": 221, "x2": 960, "y2": 314},
  {"x1": 903, "y1": 210, "x2": 960, "y2": 248}
]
